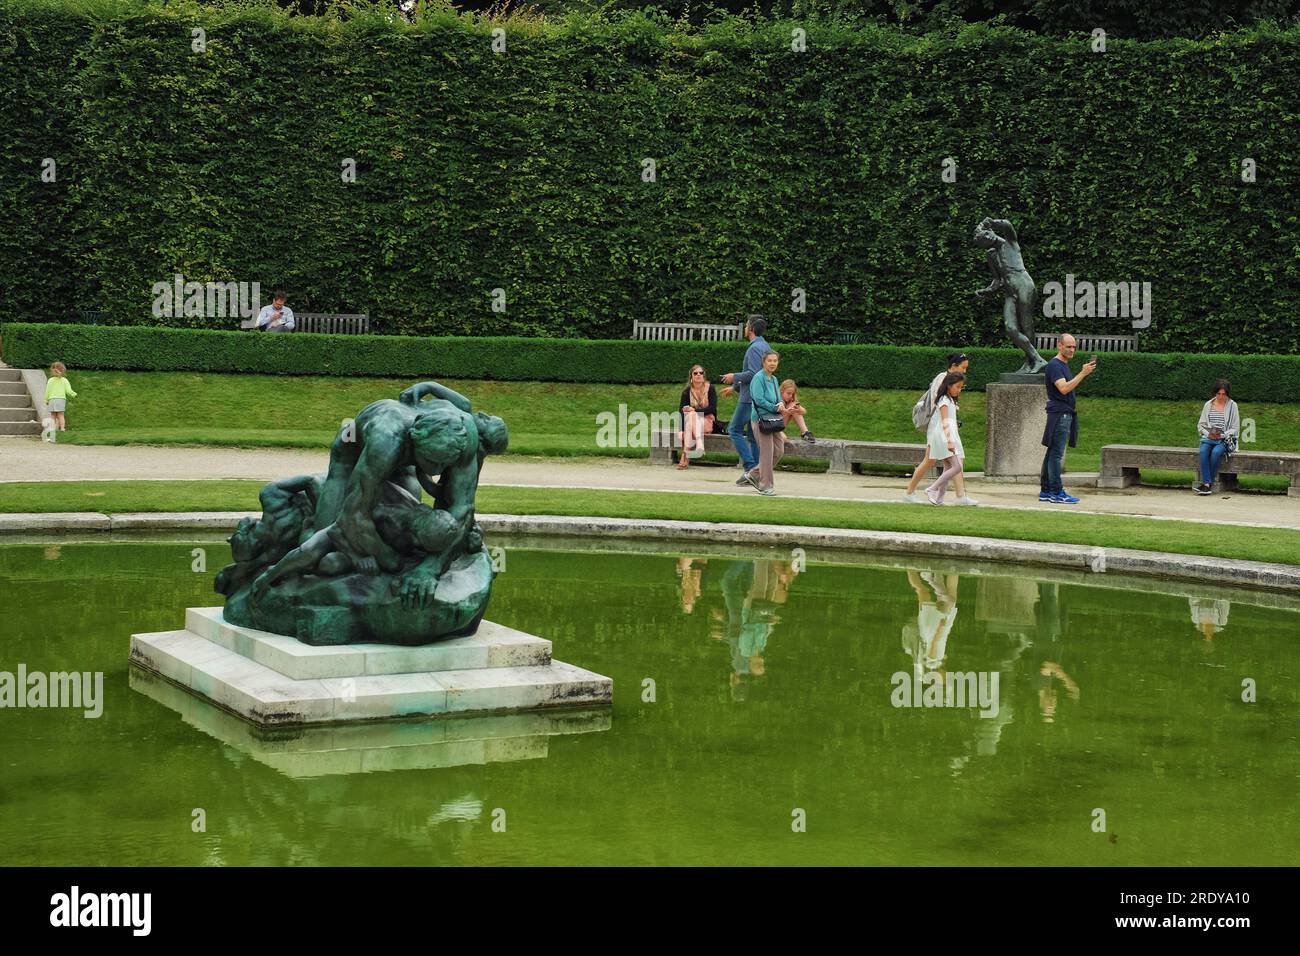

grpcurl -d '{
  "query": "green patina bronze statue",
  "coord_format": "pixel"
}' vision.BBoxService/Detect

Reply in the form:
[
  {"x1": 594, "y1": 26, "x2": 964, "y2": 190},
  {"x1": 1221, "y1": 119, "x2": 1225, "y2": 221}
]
[
  {"x1": 215, "y1": 382, "x2": 508, "y2": 646},
  {"x1": 974, "y1": 216, "x2": 1048, "y2": 375}
]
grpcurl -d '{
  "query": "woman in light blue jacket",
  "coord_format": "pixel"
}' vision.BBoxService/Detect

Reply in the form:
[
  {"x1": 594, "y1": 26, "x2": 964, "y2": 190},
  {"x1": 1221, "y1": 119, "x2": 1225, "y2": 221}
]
[{"x1": 749, "y1": 351, "x2": 784, "y2": 496}]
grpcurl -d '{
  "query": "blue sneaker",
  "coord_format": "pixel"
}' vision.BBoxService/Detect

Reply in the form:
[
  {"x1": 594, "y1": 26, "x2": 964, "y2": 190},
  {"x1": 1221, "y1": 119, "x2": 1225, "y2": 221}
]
[
  {"x1": 1038, "y1": 491, "x2": 1055, "y2": 501},
  {"x1": 1052, "y1": 492, "x2": 1081, "y2": 504}
]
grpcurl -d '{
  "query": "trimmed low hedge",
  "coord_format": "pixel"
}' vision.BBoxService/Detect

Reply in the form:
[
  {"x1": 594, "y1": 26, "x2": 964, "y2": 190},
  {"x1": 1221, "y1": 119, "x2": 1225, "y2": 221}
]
[{"x1": 4, "y1": 323, "x2": 1298, "y2": 401}]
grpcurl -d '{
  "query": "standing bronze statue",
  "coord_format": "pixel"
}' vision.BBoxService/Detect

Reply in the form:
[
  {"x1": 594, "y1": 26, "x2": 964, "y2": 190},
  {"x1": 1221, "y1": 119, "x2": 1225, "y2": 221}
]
[
  {"x1": 974, "y1": 217, "x2": 1048, "y2": 375},
  {"x1": 215, "y1": 382, "x2": 508, "y2": 646}
]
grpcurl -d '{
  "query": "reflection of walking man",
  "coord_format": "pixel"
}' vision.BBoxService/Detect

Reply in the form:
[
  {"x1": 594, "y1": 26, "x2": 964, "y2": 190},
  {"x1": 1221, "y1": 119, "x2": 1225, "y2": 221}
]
[{"x1": 720, "y1": 315, "x2": 770, "y2": 488}]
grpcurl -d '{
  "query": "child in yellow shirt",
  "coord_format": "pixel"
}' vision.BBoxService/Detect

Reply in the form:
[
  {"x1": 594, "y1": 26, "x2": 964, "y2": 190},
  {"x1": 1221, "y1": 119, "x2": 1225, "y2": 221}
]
[{"x1": 44, "y1": 361, "x2": 77, "y2": 431}]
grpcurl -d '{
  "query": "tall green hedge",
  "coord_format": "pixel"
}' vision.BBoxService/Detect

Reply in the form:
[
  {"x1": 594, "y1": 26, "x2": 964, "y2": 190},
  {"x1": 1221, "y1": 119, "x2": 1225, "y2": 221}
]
[
  {"x1": 6, "y1": 322, "x2": 1298, "y2": 401},
  {"x1": 3, "y1": 2, "x2": 1300, "y2": 353}
]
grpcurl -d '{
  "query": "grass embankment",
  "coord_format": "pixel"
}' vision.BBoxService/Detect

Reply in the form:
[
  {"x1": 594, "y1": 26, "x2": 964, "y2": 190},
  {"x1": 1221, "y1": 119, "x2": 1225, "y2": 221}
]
[
  {"x1": 44, "y1": 371, "x2": 1300, "y2": 489},
  {"x1": 2, "y1": 481, "x2": 1297, "y2": 567}
]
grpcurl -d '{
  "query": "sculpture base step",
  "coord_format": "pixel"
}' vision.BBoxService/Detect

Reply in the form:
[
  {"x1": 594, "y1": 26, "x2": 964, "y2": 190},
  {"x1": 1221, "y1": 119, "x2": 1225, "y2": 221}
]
[{"x1": 131, "y1": 614, "x2": 612, "y2": 728}]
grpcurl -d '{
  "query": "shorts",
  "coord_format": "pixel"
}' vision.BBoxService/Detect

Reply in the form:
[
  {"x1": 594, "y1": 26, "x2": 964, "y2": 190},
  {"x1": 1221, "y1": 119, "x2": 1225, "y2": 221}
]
[{"x1": 47, "y1": 399, "x2": 66, "y2": 412}]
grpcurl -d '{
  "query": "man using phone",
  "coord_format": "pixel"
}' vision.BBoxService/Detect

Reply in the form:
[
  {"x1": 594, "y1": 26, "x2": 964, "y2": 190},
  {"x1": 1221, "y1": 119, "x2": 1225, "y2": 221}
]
[
  {"x1": 1039, "y1": 334, "x2": 1097, "y2": 504},
  {"x1": 254, "y1": 290, "x2": 295, "y2": 333}
]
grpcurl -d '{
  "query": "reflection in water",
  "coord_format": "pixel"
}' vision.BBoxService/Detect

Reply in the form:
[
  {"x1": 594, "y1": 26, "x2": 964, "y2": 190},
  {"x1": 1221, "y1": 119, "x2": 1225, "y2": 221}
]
[
  {"x1": 676, "y1": 557, "x2": 708, "y2": 614},
  {"x1": 707, "y1": 559, "x2": 800, "y2": 701},
  {"x1": 904, "y1": 570, "x2": 959, "y2": 676},
  {"x1": 3, "y1": 536, "x2": 1297, "y2": 866},
  {"x1": 1190, "y1": 597, "x2": 1231, "y2": 651},
  {"x1": 130, "y1": 667, "x2": 611, "y2": 779}
]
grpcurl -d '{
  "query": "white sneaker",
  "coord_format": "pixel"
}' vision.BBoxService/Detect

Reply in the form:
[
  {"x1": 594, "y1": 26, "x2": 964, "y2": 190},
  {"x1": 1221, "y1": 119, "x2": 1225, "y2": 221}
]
[
  {"x1": 903, "y1": 492, "x2": 924, "y2": 504},
  {"x1": 953, "y1": 496, "x2": 979, "y2": 506}
]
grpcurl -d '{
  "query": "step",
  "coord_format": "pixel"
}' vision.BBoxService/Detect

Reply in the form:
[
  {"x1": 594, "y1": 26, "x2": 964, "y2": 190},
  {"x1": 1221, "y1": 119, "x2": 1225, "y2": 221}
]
[
  {"x1": 0, "y1": 408, "x2": 37, "y2": 422},
  {"x1": 0, "y1": 422, "x2": 40, "y2": 436},
  {"x1": 0, "y1": 369, "x2": 20, "y2": 382},
  {"x1": 0, "y1": 395, "x2": 33, "y2": 409},
  {"x1": 185, "y1": 606, "x2": 552, "y2": 679},
  {"x1": 131, "y1": 627, "x2": 612, "y2": 727},
  {"x1": 0, "y1": 383, "x2": 27, "y2": 395},
  {"x1": 130, "y1": 666, "x2": 610, "y2": 778}
]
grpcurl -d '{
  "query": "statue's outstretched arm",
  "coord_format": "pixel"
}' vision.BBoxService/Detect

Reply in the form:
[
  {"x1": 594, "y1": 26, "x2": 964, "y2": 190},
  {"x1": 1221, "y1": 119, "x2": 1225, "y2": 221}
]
[
  {"x1": 258, "y1": 527, "x2": 334, "y2": 588},
  {"x1": 400, "y1": 382, "x2": 471, "y2": 413}
]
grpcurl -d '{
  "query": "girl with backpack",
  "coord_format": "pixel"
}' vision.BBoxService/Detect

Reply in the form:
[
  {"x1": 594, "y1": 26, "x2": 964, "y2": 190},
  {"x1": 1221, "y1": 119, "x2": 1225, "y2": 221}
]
[{"x1": 905, "y1": 353, "x2": 977, "y2": 505}]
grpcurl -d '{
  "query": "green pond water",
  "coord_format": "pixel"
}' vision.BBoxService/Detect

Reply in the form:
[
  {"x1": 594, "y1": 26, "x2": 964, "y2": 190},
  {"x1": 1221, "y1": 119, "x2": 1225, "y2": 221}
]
[{"x1": 0, "y1": 534, "x2": 1297, "y2": 866}]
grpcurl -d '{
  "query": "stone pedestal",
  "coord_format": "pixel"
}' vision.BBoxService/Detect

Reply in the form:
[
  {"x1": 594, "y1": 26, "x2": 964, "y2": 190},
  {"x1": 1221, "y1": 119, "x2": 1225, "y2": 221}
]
[
  {"x1": 130, "y1": 607, "x2": 612, "y2": 728},
  {"x1": 985, "y1": 382, "x2": 1047, "y2": 479}
]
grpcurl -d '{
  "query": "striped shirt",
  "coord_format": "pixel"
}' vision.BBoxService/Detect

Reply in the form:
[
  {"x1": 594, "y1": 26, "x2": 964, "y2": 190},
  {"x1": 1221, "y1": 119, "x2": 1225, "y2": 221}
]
[{"x1": 1207, "y1": 405, "x2": 1227, "y2": 434}]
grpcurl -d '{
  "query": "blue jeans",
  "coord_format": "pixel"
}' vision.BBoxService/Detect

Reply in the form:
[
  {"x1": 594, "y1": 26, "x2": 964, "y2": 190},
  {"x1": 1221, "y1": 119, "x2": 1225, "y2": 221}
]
[
  {"x1": 1199, "y1": 438, "x2": 1228, "y2": 486},
  {"x1": 1040, "y1": 414, "x2": 1072, "y2": 495},
  {"x1": 729, "y1": 403, "x2": 759, "y2": 472}
]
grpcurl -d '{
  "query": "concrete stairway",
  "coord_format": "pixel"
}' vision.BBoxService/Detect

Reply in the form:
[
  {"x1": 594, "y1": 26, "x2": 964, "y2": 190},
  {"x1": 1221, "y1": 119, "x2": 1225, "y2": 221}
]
[{"x1": 0, "y1": 368, "x2": 40, "y2": 436}]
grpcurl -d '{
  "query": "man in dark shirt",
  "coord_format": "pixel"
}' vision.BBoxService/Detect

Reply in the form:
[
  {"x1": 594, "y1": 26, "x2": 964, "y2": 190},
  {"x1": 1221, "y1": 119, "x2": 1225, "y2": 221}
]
[{"x1": 1040, "y1": 334, "x2": 1096, "y2": 503}]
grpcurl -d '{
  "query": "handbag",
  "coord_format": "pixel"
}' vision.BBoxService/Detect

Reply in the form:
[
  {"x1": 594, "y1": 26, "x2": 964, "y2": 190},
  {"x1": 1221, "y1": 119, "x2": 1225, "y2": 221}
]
[{"x1": 757, "y1": 412, "x2": 786, "y2": 434}]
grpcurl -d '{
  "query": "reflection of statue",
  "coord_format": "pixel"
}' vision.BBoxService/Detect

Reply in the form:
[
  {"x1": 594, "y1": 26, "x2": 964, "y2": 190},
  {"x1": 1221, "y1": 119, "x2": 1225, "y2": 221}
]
[
  {"x1": 215, "y1": 382, "x2": 508, "y2": 646},
  {"x1": 974, "y1": 217, "x2": 1048, "y2": 375}
]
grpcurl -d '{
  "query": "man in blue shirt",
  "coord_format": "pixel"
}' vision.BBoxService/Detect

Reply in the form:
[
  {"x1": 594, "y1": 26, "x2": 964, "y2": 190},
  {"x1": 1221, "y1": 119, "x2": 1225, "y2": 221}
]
[
  {"x1": 721, "y1": 315, "x2": 770, "y2": 487},
  {"x1": 1040, "y1": 333, "x2": 1097, "y2": 503}
]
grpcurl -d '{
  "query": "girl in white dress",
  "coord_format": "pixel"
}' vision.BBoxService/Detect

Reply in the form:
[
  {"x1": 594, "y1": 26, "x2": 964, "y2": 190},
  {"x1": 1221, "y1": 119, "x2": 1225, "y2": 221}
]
[{"x1": 926, "y1": 372, "x2": 966, "y2": 505}]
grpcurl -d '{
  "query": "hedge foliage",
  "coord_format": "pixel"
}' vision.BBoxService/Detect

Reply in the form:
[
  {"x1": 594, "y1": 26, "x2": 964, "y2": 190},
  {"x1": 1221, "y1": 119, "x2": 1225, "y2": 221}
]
[
  {"x1": 3, "y1": 2, "x2": 1300, "y2": 353},
  {"x1": 6, "y1": 322, "x2": 1298, "y2": 401}
]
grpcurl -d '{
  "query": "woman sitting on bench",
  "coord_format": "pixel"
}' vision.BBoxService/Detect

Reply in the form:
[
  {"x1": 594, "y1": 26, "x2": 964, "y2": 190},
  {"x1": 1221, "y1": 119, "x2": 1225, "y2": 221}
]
[
  {"x1": 677, "y1": 364, "x2": 718, "y2": 469},
  {"x1": 1196, "y1": 379, "x2": 1240, "y2": 495}
]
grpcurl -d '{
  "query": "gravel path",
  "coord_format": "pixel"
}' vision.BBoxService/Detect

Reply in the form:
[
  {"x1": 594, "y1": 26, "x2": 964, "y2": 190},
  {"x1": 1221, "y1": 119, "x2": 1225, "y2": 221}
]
[{"x1": 1, "y1": 436, "x2": 1297, "y2": 530}]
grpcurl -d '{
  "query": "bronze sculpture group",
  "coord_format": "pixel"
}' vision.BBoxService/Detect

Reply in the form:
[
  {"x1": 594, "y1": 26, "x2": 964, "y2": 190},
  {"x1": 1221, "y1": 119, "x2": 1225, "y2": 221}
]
[{"x1": 216, "y1": 382, "x2": 507, "y2": 646}]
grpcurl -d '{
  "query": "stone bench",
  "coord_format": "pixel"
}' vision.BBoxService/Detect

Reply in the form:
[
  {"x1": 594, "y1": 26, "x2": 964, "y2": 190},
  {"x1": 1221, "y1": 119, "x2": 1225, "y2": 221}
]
[
  {"x1": 1099, "y1": 444, "x2": 1300, "y2": 496},
  {"x1": 649, "y1": 431, "x2": 937, "y2": 477}
]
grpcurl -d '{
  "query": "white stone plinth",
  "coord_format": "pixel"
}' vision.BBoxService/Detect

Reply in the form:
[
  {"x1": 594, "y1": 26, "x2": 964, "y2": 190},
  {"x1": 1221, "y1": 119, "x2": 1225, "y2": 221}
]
[
  {"x1": 985, "y1": 382, "x2": 1049, "y2": 479},
  {"x1": 130, "y1": 608, "x2": 612, "y2": 728}
]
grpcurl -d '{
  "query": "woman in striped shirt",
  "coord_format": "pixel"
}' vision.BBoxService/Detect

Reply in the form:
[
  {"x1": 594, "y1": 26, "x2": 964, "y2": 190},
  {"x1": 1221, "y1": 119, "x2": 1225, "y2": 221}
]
[{"x1": 1196, "y1": 379, "x2": 1240, "y2": 495}]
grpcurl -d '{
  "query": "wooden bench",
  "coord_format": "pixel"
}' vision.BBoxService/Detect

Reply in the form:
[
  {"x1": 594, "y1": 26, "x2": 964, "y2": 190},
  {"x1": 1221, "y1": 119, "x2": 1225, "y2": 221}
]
[
  {"x1": 296, "y1": 313, "x2": 370, "y2": 334},
  {"x1": 1099, "y1": 444, "x2": 1300, "y2": 496},
  {"x1": 649, "y1": 431, "x2": 937, "y2": 477},
  {"x1": 1035, "y1": 332, "x2": 1138, "y2": 352},
  {"x1": 632, "y1": 320, "x2": 745, "y2": 342},
  {"x1": 238, "y1": 312, "x2": 369, "y2": 333}
]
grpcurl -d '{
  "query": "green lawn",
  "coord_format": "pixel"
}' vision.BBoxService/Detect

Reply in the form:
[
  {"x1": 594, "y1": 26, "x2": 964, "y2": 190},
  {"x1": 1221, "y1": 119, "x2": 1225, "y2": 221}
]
[
  {"x1": 46, "y1": 371, "x2": 1300, "y2": 488},
  {"x1": 2, "y1": 481, "x2": 1297, "y2": 567}
]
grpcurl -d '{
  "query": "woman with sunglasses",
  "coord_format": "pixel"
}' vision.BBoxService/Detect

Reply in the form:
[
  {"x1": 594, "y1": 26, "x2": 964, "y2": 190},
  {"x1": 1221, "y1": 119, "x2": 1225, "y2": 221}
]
[{"x1": 677, "y1": 364, "x2": 718, "y2": 469}]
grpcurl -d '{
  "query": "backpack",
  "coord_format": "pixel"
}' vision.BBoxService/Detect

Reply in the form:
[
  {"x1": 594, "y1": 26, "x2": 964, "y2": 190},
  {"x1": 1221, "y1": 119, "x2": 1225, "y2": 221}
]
[{"x1": 911, "y1": 387, "x2": 936, "y2": 431}]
